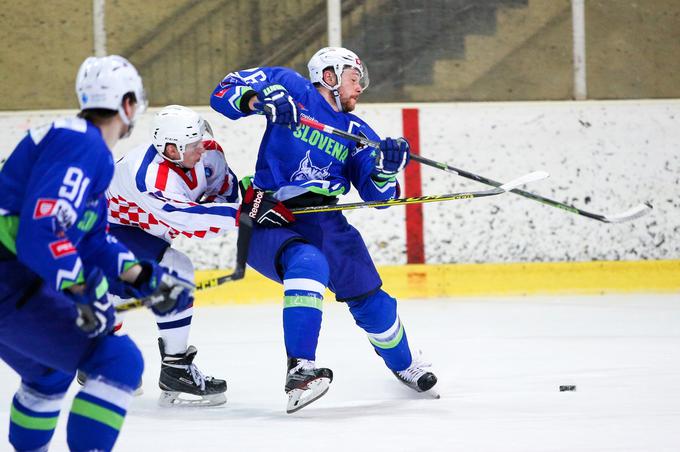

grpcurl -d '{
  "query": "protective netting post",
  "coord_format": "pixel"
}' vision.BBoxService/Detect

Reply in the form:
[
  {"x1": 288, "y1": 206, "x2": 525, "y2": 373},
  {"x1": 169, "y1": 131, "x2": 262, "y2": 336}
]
[
  {"x1": 93, "y1": 0, "x2": 107, "y2": 57},
  {"x1": 327, "y1": 0, "x2": 342, "y2": 47}
]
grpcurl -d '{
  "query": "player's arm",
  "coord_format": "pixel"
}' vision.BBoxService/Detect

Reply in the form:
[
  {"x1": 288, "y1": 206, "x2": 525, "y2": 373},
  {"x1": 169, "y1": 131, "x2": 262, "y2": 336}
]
[
  {"x1": 210, "y1": 67, "x2": 302, "y2": 129},
  {"x1": 76, "y1": 194, "x2": 140, "y2": 281},
  {"x1": 347, "y1": 123, "x2": 410, "y2": 203},
  {"x1": 200, "y1": 142, "x2": 240, "y2": 204},
  {"x1": 15, "y1": 159, "x2": 101, "y2": 290},
  {"x1": 142, "y1": 187, "x2": 239, "y2": 237}
]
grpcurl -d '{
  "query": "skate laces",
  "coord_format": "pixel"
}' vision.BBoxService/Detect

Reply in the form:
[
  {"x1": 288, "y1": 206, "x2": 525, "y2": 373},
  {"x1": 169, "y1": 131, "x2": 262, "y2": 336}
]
[
  {"x1": 397, "y1": 352, "x2": 432, "y2": 383},
  {"x1": 187, "y1": 363, "x2": 206, "y2": 391},
  {"x1": 288, "y1": 359, "x2": 316, "y2": 375}
]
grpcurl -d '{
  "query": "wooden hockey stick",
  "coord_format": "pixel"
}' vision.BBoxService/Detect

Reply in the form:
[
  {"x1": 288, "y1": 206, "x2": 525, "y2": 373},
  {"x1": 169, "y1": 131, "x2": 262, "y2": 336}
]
[{"x1": 299, "y1": 116, "x2": 652, "y2": 223}]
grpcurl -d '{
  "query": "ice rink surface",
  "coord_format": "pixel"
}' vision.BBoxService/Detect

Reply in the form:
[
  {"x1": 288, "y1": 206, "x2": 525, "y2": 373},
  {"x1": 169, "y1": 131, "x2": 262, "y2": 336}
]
[{"x1": 1, "y1": 294, "x2": 680, "y2": 452}]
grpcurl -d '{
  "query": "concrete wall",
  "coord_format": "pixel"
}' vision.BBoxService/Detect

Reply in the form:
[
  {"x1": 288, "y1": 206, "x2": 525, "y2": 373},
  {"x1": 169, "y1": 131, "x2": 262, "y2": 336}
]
[{"x1": 0, "y1": 99, "x2": 677, "y2": 269}]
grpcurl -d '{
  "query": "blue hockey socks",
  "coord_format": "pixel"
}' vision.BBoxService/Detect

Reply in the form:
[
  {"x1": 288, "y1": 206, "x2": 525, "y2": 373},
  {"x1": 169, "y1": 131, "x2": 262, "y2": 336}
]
[
  {"x1": 347, "y1": 289, "x2": 413, "y2": 371},
  {"x1": 280, "y1": 243, "x2": 329, "y2": 360},
  {"x1": 9, "y1": 376, "x2": 70, "y2": 452},
  {"x1": 68, "y1": 334, "x2": 143, "y2": 451}
]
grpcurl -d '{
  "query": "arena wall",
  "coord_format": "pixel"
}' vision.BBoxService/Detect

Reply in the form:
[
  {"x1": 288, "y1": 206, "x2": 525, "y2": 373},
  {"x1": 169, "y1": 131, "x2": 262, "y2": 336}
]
[{"x1": 1, "y1": 99, "x2": 678, "y2": 300}]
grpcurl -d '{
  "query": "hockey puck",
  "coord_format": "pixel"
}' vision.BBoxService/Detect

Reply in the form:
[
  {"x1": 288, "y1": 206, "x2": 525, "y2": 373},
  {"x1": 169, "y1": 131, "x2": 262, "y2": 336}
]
[{"x1": 559, "y1": 385, "x2": 576, "y2": 392}]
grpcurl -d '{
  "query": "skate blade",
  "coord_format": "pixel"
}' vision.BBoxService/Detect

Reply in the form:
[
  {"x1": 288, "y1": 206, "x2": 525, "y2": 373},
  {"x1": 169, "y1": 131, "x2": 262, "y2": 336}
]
[
  {"x1": 286, "y1": 378, "x2": 331, "y2": 414},
  {"x1": 158, "y1": 390, "x2": 227, "y2": 408}
]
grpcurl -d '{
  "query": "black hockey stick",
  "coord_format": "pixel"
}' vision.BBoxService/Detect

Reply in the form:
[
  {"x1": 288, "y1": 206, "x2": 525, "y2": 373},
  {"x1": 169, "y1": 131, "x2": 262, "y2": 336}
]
[
  {"x1": 299, "y1": 117, "x2": 652, "y2": 223},
  {"x1": 289, "y1": 170, "x2": 548, "y2": 214},
  {"x1": 115, "y1": 216, "x2": 253, "y2": 312}
]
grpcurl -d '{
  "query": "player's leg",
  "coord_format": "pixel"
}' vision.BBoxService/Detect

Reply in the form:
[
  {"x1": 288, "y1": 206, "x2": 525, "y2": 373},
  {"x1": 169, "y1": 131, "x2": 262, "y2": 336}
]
[
  {"x1": 0, "y1": 281, "x2": 144, "y2": 451},
  {"x1": 346, "y1": 290, "x2": 437, "y2": 392},
  {"x1": 155, "y1": 248, "x2": 226, "y2": 406},
  {"x1": 70, "y1": 334, "x2": 143, "y2": 451},
  {"x1": 0, "y1": 344, "x2": 72, "y2": 452},
  {"x1": 313, "y1": 212, "x2": 437, "y2": 393},
  {"x1": 248, "y1": 228, "x2": 333, "y2": 413}
]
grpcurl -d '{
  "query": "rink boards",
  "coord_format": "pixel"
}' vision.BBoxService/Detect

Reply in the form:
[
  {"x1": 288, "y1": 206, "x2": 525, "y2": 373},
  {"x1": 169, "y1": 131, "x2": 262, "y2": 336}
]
[{"x1": 193, "y1": 259, "x2": 680, "y2": 305}]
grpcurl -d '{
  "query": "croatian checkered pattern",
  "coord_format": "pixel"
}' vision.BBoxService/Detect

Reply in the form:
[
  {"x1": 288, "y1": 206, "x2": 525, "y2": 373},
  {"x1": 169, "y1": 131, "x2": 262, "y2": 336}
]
[{"x1": 108, "y1": 195, "x2": 223, "y2": 241}]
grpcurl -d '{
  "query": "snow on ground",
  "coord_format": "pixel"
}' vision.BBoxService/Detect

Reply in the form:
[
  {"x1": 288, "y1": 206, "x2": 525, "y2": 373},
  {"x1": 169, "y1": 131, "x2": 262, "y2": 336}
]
[{"x1": 1, "y1": 294, "x2": 680, "y2": 452}]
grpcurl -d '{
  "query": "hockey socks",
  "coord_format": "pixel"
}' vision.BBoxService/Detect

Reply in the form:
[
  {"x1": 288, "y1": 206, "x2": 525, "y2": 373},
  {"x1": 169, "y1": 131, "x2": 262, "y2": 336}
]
[
  {"x1": 66, "y1": 378, "x2": 135, "y2": 452},
  {"x1": 9, "y1": 383, "x2": 66, "y2": 451},
  {"x1": 280, "y1": 243, "x2": 329, "y2": 360},
  {"x1": 348, "y1": 290, "x2": 413, "y2": 371},
  {"x1": 155, "y1": 306, "x2": 193, "y2": 355},
  {"x1": 282, "y1": 281, "x2": 324, "y2": 359}
]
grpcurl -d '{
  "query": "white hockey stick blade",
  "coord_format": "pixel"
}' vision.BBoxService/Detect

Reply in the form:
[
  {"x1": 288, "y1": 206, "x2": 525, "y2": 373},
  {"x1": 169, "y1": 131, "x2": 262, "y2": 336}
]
[
  {"x1": 602, "y1": 202, "x2": 652, "y2": 223},
  {"x1": 498, "y1": 171, "x2": 550, "y2": 192}
]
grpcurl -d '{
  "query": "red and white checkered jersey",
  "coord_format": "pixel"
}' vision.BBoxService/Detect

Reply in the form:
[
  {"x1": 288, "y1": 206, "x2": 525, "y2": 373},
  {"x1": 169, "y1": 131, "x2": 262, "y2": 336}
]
[{"x1": 106, "y1": 140, "x2": 239, "y2": 243}]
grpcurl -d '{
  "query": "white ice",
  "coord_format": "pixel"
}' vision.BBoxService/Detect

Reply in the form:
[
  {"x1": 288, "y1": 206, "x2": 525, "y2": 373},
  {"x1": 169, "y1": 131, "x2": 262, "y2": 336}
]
[{"x1": 1, "y1": 294, "x2": 680, "y2": 452}]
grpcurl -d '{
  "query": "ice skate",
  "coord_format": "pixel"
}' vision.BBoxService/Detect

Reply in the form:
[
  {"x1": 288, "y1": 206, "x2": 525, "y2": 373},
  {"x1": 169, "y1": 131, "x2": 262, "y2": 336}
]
[
  {"x1": 392, "y1": 351, "x2": 439, "y2": 398},
  {"x1": 157, "y1": 338, "x2": 227, "y2": 407},
  {"x1": 285, "y1": 358, "x2": 333, "y2": 413}
]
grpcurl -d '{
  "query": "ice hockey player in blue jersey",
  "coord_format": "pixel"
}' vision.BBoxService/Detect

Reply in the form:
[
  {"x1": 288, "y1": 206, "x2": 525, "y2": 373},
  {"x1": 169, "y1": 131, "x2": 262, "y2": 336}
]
[
  {"x1": 211, "y1": 47, "x2": 438, "y2": 413},
  {"x1": 0, "y1": 55, "x2": 193, "y2": 451}
]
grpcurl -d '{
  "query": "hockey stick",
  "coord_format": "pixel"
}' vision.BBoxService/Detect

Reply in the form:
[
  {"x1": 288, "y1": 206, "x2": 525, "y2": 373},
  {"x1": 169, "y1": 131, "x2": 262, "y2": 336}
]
[
  {"x1": 289, "y1": 170, "x2": 548, "y2": 214},
  {"x1": 299, "y1": 117, "x2": 652, "y2": 223}
]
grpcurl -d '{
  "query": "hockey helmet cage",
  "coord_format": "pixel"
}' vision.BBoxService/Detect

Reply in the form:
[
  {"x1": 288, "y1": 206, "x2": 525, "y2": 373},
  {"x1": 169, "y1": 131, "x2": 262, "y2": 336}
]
[
  {"x1": 151, "y1": 105, "x2": 212, "y2": 164},
  {"x1": 76, "y1": 55, "x2": 147, "y2": 125}
]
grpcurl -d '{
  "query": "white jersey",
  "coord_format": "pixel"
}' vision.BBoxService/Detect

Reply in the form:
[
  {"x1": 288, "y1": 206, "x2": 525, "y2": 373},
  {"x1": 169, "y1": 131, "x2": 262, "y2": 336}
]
[{"x1": 107, "y1": 139, "x2": 239, "y2": 242}]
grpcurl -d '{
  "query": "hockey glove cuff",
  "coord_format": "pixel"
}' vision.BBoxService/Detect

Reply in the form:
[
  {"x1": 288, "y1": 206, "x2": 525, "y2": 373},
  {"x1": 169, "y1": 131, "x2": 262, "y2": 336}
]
[
  {"x1": 67, "y1": 268, "x2": 115, "y2": 338},
  {"x1": 373, "y1": 137, "x2": 410, "y2": 178},
  {"x1": 253, "y1": 84, "x2": 300, "y2": 130},
  {"x1": 124, "y1": 260, "x2": 195, "y2": 315},
  {"x1": 237, "y1": 180, "x2": 295, "y2": 228}
]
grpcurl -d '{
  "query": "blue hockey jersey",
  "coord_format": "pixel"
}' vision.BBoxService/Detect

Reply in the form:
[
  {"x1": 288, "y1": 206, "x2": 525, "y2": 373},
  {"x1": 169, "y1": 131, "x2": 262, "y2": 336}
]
[
  {"x1": 210, "y1": 67, "x2": 397, "y2": 202},
  {"x1": 0, "y1": 117, "x2": 138, "y2": 291}
]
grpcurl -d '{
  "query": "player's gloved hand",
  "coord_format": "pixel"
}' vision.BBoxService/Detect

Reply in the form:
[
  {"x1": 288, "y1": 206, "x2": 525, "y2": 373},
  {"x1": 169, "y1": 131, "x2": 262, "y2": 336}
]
[
  {"x1": 238, "y1": 179, "x2": 295, "y2": 227},
  {"x1": 68, "y1": 268, "x2": 115, "y2": 338},
  {"x1": 372, "y1": 137, "x2": 410, "y2": 179},
  {"x1": 253, "y1": 84, "x2": 300, "y2": 130},
  {"x1": 124, "y1": 260, "x2": 194, "y2": 315}
]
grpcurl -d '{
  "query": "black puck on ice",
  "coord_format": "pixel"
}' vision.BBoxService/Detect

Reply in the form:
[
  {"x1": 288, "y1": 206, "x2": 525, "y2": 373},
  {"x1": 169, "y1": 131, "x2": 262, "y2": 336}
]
[{"x1": 559, "y1": 385, "x2": 576, "y2": 392}]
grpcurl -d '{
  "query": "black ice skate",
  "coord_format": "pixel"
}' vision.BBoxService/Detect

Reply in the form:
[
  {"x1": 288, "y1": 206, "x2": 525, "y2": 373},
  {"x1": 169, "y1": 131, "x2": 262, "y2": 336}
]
[
  {"x1": 392, "y1": 351, "x2": 439, "y2": 398},
  {"x1": 158, "y1": 338, "x2": 227, "y2": 407},
  {"x1": 285, "y1": 358, "x2": 333, "y2": 414}
]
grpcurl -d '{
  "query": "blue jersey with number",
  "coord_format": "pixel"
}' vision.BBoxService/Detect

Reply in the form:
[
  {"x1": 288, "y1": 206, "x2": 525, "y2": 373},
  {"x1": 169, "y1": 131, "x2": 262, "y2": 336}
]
[
  {"x1": 210, "y1": 67, "x2": 397, "y2": 202},
  {"x1": 0, "y1": 117, "x2": 138, "y2": 291}
]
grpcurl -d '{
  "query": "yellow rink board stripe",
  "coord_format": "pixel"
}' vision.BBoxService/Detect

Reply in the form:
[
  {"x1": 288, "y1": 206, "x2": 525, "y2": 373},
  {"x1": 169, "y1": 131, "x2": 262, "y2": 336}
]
[{"x1": 193, "y1": 260, "x2": 680, "y2": 306}]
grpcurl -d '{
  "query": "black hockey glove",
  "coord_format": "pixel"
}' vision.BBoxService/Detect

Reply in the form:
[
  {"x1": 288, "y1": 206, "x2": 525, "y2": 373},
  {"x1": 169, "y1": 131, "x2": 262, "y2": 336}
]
[
  {"x1": 253, "y1": 84, "x2": 300, "y2": 130},
  {"x1": 124, "y1": 260, "x2": 195, "y2": 315},
  {"x1": 372, "y1": 137, "x2": 411, "y2": 180},
  {"x1": 67, "y1": 268, "x2": 115, "y2": 338},
  {"x1": 238, "y1": 179, "x2": 295, "y2": 228}
]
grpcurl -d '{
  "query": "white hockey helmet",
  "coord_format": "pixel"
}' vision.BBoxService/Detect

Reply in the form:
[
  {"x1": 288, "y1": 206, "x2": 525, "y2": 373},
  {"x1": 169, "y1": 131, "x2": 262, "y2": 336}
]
[
  {"x1": 75, "y1": 55, "x2": 147, "y2": 125},
  {"x1": 151, "y1": 105, "x2": 212, "y2": 164},
  {"x1": 308, "y1": 47, "x2": 369, "y2": 91}
]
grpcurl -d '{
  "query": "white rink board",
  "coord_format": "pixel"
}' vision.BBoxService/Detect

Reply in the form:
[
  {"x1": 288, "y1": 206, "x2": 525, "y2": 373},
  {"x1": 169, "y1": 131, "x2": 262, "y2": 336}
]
[
  {"x1": 1, "y1": 100, "x2": 678, "y2": 267},
  {"x1": 0, "y1": 294, "x2": 679, "y2": 451}
]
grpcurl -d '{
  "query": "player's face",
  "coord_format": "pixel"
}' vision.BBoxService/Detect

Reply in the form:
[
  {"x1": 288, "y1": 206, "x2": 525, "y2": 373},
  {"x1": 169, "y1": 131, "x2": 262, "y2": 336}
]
[
  {"x1": 181, "y1": 140, "x2": 206, "y2": 168},
  {"x1": 338, "y1": 68, "x2": 363, "y2": 112}
]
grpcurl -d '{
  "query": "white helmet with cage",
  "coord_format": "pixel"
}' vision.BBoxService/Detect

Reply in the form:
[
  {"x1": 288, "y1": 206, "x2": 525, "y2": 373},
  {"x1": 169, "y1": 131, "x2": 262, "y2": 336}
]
[
  {"x1": 308, "y1": 47, "x2": 369, "y2": 110},
  {"x1": 75, "y1": 55, "x2": 147, "y2": 125},
  {"x1": 151, "y1": 105, "x2": 212, "y2": 164}
]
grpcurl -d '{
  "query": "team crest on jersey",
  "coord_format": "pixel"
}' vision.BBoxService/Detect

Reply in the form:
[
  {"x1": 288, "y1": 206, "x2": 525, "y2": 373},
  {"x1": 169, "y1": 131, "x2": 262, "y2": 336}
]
[
  {"x1": 33, "y1": 199, "x2": 57, "y2": 219},
  {"x1": 53, "y1": 199, "x2": 78, "y2": 230},
  {"x1": 48, "y1": 238, "x2": 77, "y2": 259},
  {"x1": 291, "y1": 151, "x2": 331, "y2": 182}
]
